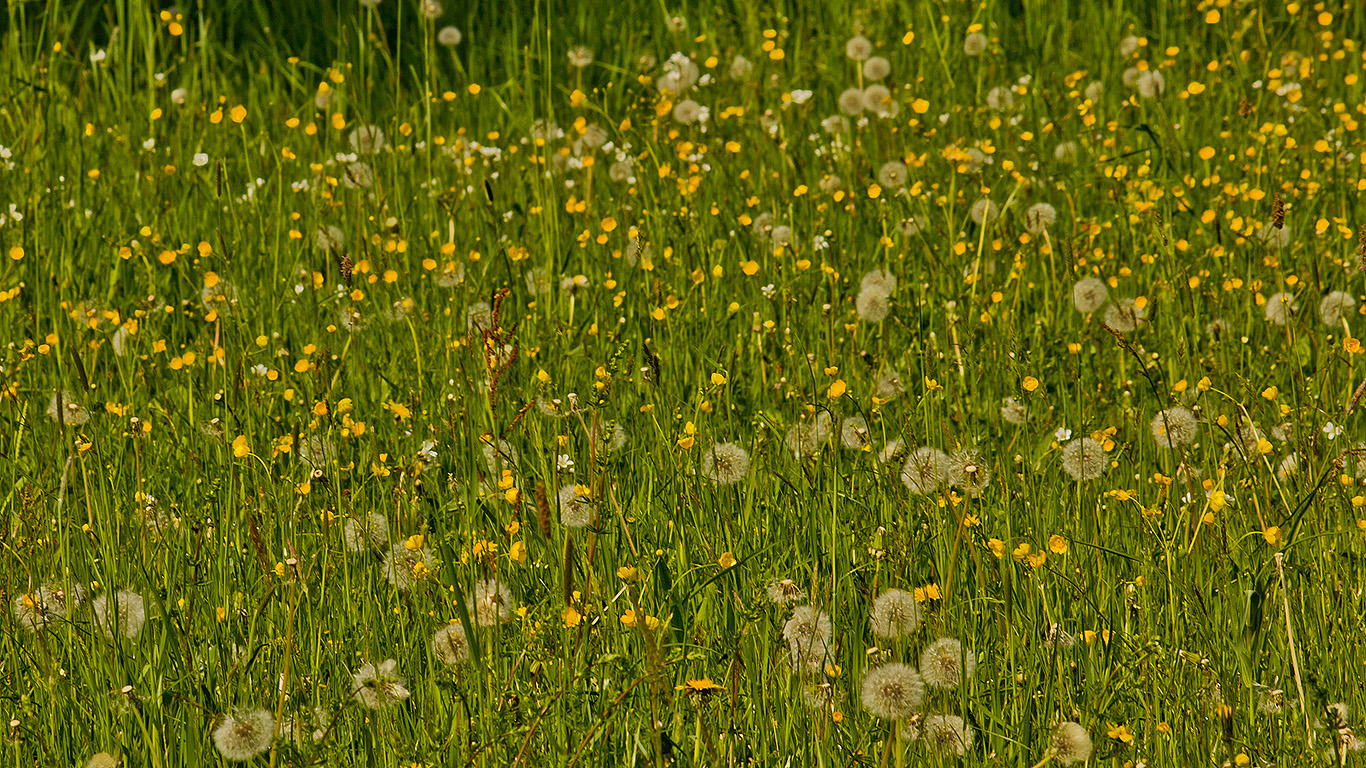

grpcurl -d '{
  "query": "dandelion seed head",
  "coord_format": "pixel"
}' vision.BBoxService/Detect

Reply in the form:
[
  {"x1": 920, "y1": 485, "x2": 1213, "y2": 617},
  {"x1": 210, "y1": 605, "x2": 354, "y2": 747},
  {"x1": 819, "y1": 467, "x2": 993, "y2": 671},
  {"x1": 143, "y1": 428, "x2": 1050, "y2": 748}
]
[
  {"x1": 436, "y1": 26, "x2": 463, "y2": 47},
  {"x1": 431, "y1": 623, "x2": 472, "y2": 665},
  {"x1": 766, "y1": 578, "x2": 807, "y2": 605},
  {"x1": 1103, "y1": 297, "x2": 1145, "y2": 332},
  {"x1": 1052, "y1": 721, "x2": 1094, "y2": 765},
  {"x1": 856, "y1": 289, "x2": 891, "y2": 322},
  {"x1": 14, "y1": 582, "x2": 85, "y2": 632},
  {"x1": 352, "y1": 658, "x2": 410, "y2": 709},
  {"x1": 863, "y1": 56, "x2": 891, "y2": 81},
  {"x1": 701, "y1": 442, "x2": 751, "y2": 484},
  {"x1": 212, "y1": 707, "x2": 275, "y2": 762},
  {"x1": 348, "y1": 125, "x2": 386, "y2": 155},
  {"x1": 1150, "y1": 407, "x2": 1198, "y2": 449},
  {"x1": 468, "y1": 578, "x2": 516, "y2": 626},
  {"x1": 1000, "y1": 397, "x2": 1028, "y2": 425},
  {"x1": 970, "y1": 198, "x2": 999, "y2": 224},
  {"x1": 963, "y1": 32, "x2": 988, "y2": 56},
  {"x1": 47, "y1": 389, "x2": 90, "y2": 426},
  {"x1": 1265, "y1": 292, "x2": 1296, "y2": 325},
  {"x1": 92, "y1": 590, "x2": 146, "y2": 640},
  {"x1": 921, "y1": 714, "x2": 974, "y2": 756},
  {"x1": 1071, "y1": 277, "x2": 1109, "y2": 313},
  {"x1": 870, "y1": 588, "x2": 921, "y2": 639},
  {"x1": 343, "y1": 513, "x2": 388, "y2": 552},
  {"x1": 877, "y1": 161, "x2": 908, "y2": 188},
  {"x1": 1061, "y1": 437, "x2": 1107, "y2": 481},
  {"x1": 1025, "y1": 202, "x2": 1057, "y2": 234},
  {"x1": 846, "y1": 36, "x2": 873, "y2": 61},
  {"x1": 920, "y1": 637, "x2": 975, "y2": 689},
  {"x1": 558, "y1": 483, "x2": 596, "y2": 527},
  {"x1": 381, "y1": 543, "x2": 435, "y2": 590},
  {"x1": 901, "y1": 447, "x2": 949, "y2": 494},
  {"x1": 861, "y1": 663, "x2": 924, "y2": 719},
  {"x1": 1320, "y1": 291, "x2": 1356, "y2": 326},
  {"x1": 947, "y1": 449, "x2": 992, "y2": 496}
]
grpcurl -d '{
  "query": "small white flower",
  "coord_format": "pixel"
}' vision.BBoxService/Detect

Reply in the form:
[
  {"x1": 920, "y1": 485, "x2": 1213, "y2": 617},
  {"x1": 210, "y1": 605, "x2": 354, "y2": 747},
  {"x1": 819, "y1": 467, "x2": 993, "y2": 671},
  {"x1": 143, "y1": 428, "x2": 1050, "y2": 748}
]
[
  {"x1": 790, "y1": 90, "x2": 813, "y2": 104},
  {"x1": 1054, "y1": 427, "x2": 1072, "y2": 442},
  {"x1": 418, "y1": 440, "x2": 438, "y2": 462},
  {"x1": 90, "y1": 49, "x2": 107, "y2": 63},
  {"x1": 557, "y1": 454, "x2": 575, "y2": 471},
  {"x1": 193, "y1": 153, "x2": 209, "y2": 166},
  {"x1": 1323, "y1": 422, "x2": 1343, "y2": 440},
  {"x1": 142, "y1": 138, "x2": 156, "y2": 150}
]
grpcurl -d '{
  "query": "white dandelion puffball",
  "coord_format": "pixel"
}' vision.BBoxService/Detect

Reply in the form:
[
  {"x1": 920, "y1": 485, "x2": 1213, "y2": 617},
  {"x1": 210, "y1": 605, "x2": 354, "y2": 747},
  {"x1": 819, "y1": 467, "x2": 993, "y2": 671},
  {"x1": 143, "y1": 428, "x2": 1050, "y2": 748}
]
[
  {"x1": 1071, "y1": 276, "x2": 1109, "y2": 313},
  {"x1": 863, "y1": 56, "x2": 891, "y2": 81},
  {"x1": 986, "y1": 85, "x2": 1014, "y2": 110},
  {"x1": 436, "y1": 26, "x2": 462, "y2": 47},
  {"x1": 701, "y1": 442, "x2": 750, "y2": 485},
  {"x1": 856, "y1": 288, "x2": 891, "y2": 323},
  {"x1": 672, "y1": 98, "x2": 703, "y2": 125},
  {"x1": 381, "y1": 542, "x2": 436, "y2": 590},
  {"x1": 870, "y1": 588, "x2": 921, "y2": 639},
  {"x1": 963, "y1": 32, "x2": 988, "y2": 56},
  {"x1": 1150, "y1": 407, "x2": 1198, "y2": 450},
  {"x1": 567, "y1": 46, "x2": 594, "y2": 68},
  {"x1": 352, "y1": 658, "x2": 410, "y2": 709},
  {"x1": 47, "y1": 389, "x2": 90, "y2": 426},
  {"x1": 92, "y1": 590, "x2": 147, "y2": 640},
  {"x1": 921, "y1": 714, "x2": 974, "y2": 756},
  {"x1": 877, "y1": 160, "x2": 909, "y2": 188},
  {"x1": 1264, "y1": 292, "x2": 1295, "y2": 325},
  {"x1": 861, "y1": 268, "x2": 897, "y2": 295},
  {"x1": 348, "y1": 124, "x2": 385, "y2": 155},
  {"x1": 861, "y1": 663, "x2": 924, "y2": 719},
  {"x1": 1061, "y1": 437, "x2": 1107, "y2": 481},
  {"x1": 783, "y1": 605, "x2": 833, "y2": 672},
  {"x1": 343, "y1": 513, "x2": 389, "y2": 552},
  {"x1": 14, "y1": 582, "x2": 85, "y2": 632},
  {"x1": 1320, "y1": 291, "x2": 1356, "y2": 326},
  {"x1": 1025, "y1": 202, "x2": 1057, "y2": 235},
  {"x1": 766, "y1": 578, "x2": 806, "y2": 605},
  {"x1": 970, "y1": 198, "x2": 999, "y2": 225},
  {"x1": 1103, "y1": 298, "x2": 1145, "y2": 333},
  {"x1": 467, "y1": 578, "x2": 516, "y2": 626},
  {"x1": 431, "y1": 623, "x2": 472, "y2": 665},
  {"x1": 838, "y1": 88, "x2": 866, "y2": 115},
  {"x1": 213, "y1": 708, "x2": 274, "y2": 762},
  {"x1": 1052, "y1": 722, "x2": 1094, "y2": 765},
  {"x1": 845, "y1": 35, "x2": 873, "y2": 61},
  {"x1": 839, "y1": 416, "x2": 870, "y2": 449},
  {"x1": 863, "y1": 85, "x2": 896, "y2": 116},
  {"x1": 901, "y1": 447, "x2": 949, "y2": 494},
  {"x1": 920, "y1": 637, "x2": 976, "y2": 689},
  {"x1": 947, "y1": 449, "x2": 992, "y2": 496},
  {"x1": 557, "y1": 483, "x2": 596, "y2": 527}
]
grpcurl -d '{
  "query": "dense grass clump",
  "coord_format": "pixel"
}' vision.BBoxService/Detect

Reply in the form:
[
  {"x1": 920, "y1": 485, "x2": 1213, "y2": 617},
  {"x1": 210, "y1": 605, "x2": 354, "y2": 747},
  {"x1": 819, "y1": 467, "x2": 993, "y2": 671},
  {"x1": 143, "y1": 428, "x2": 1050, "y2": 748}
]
[{"x1": 4, "y1": 0, "x2": 1366, "y2": 765}]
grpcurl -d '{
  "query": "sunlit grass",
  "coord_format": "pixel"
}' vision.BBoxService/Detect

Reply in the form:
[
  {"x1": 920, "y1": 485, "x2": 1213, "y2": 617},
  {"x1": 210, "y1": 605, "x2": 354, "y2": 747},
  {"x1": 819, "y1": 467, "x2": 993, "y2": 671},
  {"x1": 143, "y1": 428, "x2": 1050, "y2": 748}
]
[{"x1": 4, "y1": 1, "x2": 1366, "y2": 766}]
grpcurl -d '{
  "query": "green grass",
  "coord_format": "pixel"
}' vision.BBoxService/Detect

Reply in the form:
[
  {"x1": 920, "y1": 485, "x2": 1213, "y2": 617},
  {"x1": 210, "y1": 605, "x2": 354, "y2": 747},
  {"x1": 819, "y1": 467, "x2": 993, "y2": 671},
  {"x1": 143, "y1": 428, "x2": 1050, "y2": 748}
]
[{"x1": 4, "y1": 0, "x2": 1366, "y2": 766}]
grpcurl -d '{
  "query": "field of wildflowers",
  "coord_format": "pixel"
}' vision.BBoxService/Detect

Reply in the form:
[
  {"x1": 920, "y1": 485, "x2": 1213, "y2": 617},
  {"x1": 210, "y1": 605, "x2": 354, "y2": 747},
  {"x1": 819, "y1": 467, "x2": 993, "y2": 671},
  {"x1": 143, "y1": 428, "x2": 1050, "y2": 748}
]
[{"x1": 4, "y1": 0, "x2": 1366, "y2": 765}]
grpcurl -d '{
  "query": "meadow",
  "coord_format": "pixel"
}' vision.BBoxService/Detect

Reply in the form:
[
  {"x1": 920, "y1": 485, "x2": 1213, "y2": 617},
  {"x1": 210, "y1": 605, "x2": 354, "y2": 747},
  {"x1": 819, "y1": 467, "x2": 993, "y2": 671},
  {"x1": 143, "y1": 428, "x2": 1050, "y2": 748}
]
[{"x1": 3, "y1": 0, "x2": 1366, "y2": 765}]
